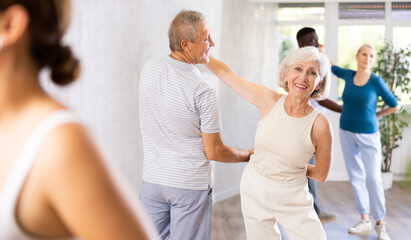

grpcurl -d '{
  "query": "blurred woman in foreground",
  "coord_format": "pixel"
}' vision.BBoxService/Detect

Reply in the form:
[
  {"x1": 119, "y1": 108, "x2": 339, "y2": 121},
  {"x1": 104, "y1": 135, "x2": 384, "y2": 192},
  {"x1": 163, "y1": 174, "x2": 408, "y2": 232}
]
[{"x1": 0, "y1": 1, "x2": 157, "y2": 239}]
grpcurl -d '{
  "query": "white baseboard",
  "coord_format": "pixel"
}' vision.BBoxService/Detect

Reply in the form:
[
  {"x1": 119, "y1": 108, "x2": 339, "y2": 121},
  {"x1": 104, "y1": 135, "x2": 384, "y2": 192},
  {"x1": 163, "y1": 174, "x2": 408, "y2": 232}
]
[{"x1": 213, "y1": 186, "x2": 240, "y2": 204}]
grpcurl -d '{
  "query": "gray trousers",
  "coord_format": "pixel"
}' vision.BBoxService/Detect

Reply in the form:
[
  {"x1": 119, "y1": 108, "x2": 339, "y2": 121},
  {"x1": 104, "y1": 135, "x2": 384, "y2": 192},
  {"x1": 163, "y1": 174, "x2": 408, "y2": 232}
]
[{"x1": 139, "y1": 180, "x2": 213, "y2": 240}]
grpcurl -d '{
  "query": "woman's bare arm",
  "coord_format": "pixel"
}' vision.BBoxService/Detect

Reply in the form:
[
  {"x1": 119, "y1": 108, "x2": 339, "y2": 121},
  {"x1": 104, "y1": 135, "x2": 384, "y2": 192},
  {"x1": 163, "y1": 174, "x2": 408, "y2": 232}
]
[
  {"x1": 307, "y1": 114, "x2": 333, "y2": 182},
  {"x1": 205, "y1": 57, "x2": 277, "y2": 111}
]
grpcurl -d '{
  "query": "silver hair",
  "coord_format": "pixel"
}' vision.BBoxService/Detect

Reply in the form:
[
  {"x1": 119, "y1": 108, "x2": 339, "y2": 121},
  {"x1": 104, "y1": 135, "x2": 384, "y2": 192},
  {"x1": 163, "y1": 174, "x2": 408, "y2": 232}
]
[
  {"x1": 168, "y1": 10, "x2": 205, "y2": 51},
  {"x1": 278, "y1": 46, "x2": 331, "y2": 100}
]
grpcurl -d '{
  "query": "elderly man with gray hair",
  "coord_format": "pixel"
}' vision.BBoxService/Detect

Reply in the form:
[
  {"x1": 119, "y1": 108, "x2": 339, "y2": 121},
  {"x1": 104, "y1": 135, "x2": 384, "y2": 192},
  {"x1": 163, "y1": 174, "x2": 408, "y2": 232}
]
[{"x1": 139, "y1": 10, "x2": 253, "y2": 240}]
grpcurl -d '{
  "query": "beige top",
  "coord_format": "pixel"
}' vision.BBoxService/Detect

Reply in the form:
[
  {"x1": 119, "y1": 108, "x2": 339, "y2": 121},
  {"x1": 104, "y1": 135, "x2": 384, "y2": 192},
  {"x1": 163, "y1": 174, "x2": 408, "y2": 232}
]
[{"x1": 250, "y1": 95, "x2": 320, "y2": 182}]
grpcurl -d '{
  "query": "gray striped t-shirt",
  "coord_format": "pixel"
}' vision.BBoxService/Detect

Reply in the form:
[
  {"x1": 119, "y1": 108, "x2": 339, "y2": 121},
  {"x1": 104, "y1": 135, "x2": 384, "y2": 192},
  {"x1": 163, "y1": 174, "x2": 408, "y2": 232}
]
[{"x1": 139, "y1": 56, "x2": 222, "y2": 190}]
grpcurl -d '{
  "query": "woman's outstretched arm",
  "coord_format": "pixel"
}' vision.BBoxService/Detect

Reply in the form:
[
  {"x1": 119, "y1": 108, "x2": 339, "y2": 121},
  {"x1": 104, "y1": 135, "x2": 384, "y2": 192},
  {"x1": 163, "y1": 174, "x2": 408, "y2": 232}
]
[{"x1": 205, "y1": 57, "x2": 277, "y2": 110}]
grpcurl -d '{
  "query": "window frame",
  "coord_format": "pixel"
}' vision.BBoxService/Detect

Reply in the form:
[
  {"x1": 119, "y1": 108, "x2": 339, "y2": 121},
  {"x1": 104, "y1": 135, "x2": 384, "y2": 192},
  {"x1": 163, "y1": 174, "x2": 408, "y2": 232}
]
[{"x1": 275, "y1": 1, "x2": 411, "y2": 108}]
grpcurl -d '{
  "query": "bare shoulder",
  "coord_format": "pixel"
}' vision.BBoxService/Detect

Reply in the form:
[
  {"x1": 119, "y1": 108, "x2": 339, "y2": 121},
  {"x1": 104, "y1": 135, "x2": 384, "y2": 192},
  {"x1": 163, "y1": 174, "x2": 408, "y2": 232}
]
[
  {"x1": 312, "y1": 113, "x2": 331, "y2": 134},
  {"x1": 31, "y1": 123, "x2": 155, "y2": 239},
  {"x1": 17, "y1": 123, "x2": 104, "y2": 234},
  {"x1": 36, "y1": 123, "x2": 107, "y2": 192},
  {"x1": 35, "y1": 123, "x2": 116, "y2": 215},
  {"x1": 311, "y1": 113, "x2": 332, "y2": 146},
  {"x1": 39, "y1": 123, "x2": 101, "y2": 167}
]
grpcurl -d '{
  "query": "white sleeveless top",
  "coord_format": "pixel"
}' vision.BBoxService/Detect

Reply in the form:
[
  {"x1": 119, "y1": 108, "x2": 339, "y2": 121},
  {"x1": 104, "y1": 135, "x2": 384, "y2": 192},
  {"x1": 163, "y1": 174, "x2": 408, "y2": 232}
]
[
  {"x1": 250, "y1": 95, "x2": 320, "y2": 182},
  {"x1": 0, "y1": 110, "x2": 81, "y2": 240}
]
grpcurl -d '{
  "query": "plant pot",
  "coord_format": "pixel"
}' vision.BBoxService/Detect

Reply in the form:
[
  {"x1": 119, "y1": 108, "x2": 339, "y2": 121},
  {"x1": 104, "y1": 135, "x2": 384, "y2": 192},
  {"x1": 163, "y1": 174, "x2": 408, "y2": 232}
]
[{"x1": 381, "y1": 171, "x2": 394, "y2": 190}]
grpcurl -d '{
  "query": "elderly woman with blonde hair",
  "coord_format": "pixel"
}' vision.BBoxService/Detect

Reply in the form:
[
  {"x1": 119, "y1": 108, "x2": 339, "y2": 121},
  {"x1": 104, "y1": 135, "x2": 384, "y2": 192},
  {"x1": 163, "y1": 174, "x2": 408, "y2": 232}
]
[{"x1": 206, "y1": 46, "x2": 332, "y2": 240}]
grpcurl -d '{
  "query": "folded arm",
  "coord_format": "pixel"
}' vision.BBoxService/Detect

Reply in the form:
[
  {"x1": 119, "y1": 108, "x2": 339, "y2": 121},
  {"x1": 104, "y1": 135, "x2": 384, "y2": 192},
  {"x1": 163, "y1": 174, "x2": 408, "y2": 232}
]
[{"x1": 377, "y1": 105, "x2": 401, "y2": 118}]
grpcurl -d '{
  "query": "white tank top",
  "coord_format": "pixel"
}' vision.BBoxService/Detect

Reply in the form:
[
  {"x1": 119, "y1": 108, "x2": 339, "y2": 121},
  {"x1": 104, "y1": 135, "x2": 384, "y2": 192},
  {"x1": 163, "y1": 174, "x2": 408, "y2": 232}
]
[
  {"x1": 250, "y1": 95, "x2": 320, "y2": 182},
  {"x1": 0, "y1": 110, "x2": 81, "y2": 240}
]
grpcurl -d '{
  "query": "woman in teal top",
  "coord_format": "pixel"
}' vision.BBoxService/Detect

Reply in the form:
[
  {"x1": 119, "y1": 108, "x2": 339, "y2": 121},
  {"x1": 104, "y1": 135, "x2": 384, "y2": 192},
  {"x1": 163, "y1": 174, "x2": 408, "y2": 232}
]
[{"x1": 331, "y1": 44, "x2": 400, "y2": 240}]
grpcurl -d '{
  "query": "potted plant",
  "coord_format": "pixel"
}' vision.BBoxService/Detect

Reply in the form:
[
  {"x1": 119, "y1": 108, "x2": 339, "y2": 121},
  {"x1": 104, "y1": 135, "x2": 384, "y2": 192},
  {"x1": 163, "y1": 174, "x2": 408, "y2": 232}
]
[{"x1": 373, "y1": 43, "x2": 411, "y2": 190}]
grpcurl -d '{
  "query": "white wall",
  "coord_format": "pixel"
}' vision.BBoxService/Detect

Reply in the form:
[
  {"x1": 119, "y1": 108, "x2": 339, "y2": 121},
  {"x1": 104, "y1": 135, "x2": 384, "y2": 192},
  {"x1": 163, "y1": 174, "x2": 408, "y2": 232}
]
[
  {"x1": 389, "y1": 113, "x2": 411, "y2": 180},
  {"x1": 322, "y1": 1, "x2": 411, "y2": 181},
  {"x1": 41, "y1": 0, "x2": 411, "y2": 203},
  {"x1": 42, "y1": 0, "x2": 223, "y2": 193},
  {"x1": 212, "y1": 0, "x2": 281, "y2": 202}
]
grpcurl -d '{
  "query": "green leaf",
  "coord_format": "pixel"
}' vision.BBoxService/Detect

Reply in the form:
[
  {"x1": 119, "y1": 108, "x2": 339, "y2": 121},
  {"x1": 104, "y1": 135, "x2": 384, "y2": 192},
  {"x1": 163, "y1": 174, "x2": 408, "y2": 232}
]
[{"x1": 376, "y1": 42, "x2": 411, "y2": 172}]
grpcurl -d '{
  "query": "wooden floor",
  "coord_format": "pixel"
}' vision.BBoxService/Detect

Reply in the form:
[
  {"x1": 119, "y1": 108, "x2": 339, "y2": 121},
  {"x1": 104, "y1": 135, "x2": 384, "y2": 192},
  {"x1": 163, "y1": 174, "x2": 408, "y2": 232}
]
[{"x1": 211, "y1": 182, "x2": 411, "y2": 240}]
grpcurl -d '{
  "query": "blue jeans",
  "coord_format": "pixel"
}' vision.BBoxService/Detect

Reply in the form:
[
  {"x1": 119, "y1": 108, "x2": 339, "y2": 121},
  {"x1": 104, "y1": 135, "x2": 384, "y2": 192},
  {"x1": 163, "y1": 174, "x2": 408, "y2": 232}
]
[
  {"x1": 339, "y1": 129, "x2": 386, "y2": 221},
  {"x1": 139, "y1": 180, "x2": 213, "y2": 240}
]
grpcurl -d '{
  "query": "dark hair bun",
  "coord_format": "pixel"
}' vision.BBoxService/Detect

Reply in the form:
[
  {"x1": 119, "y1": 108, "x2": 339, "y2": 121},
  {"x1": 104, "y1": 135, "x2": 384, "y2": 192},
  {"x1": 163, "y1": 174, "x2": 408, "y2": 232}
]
[
  {"x1": 1, "y1": 0, "x2": 81, "y2": 86},
  {"x1": 48, "y1": 44, "x2": 81, "y2": 86}
]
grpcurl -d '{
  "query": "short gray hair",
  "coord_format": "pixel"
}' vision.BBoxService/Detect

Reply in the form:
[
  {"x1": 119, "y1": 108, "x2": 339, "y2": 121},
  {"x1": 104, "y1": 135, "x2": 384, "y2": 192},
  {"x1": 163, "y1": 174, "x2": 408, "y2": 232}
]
[
  {"x1": 168, "y1": 10, "x2": 206, "y2": 51},
  {"x1": 278, "y1": 46, "x2": 331, "y2": 100}
]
